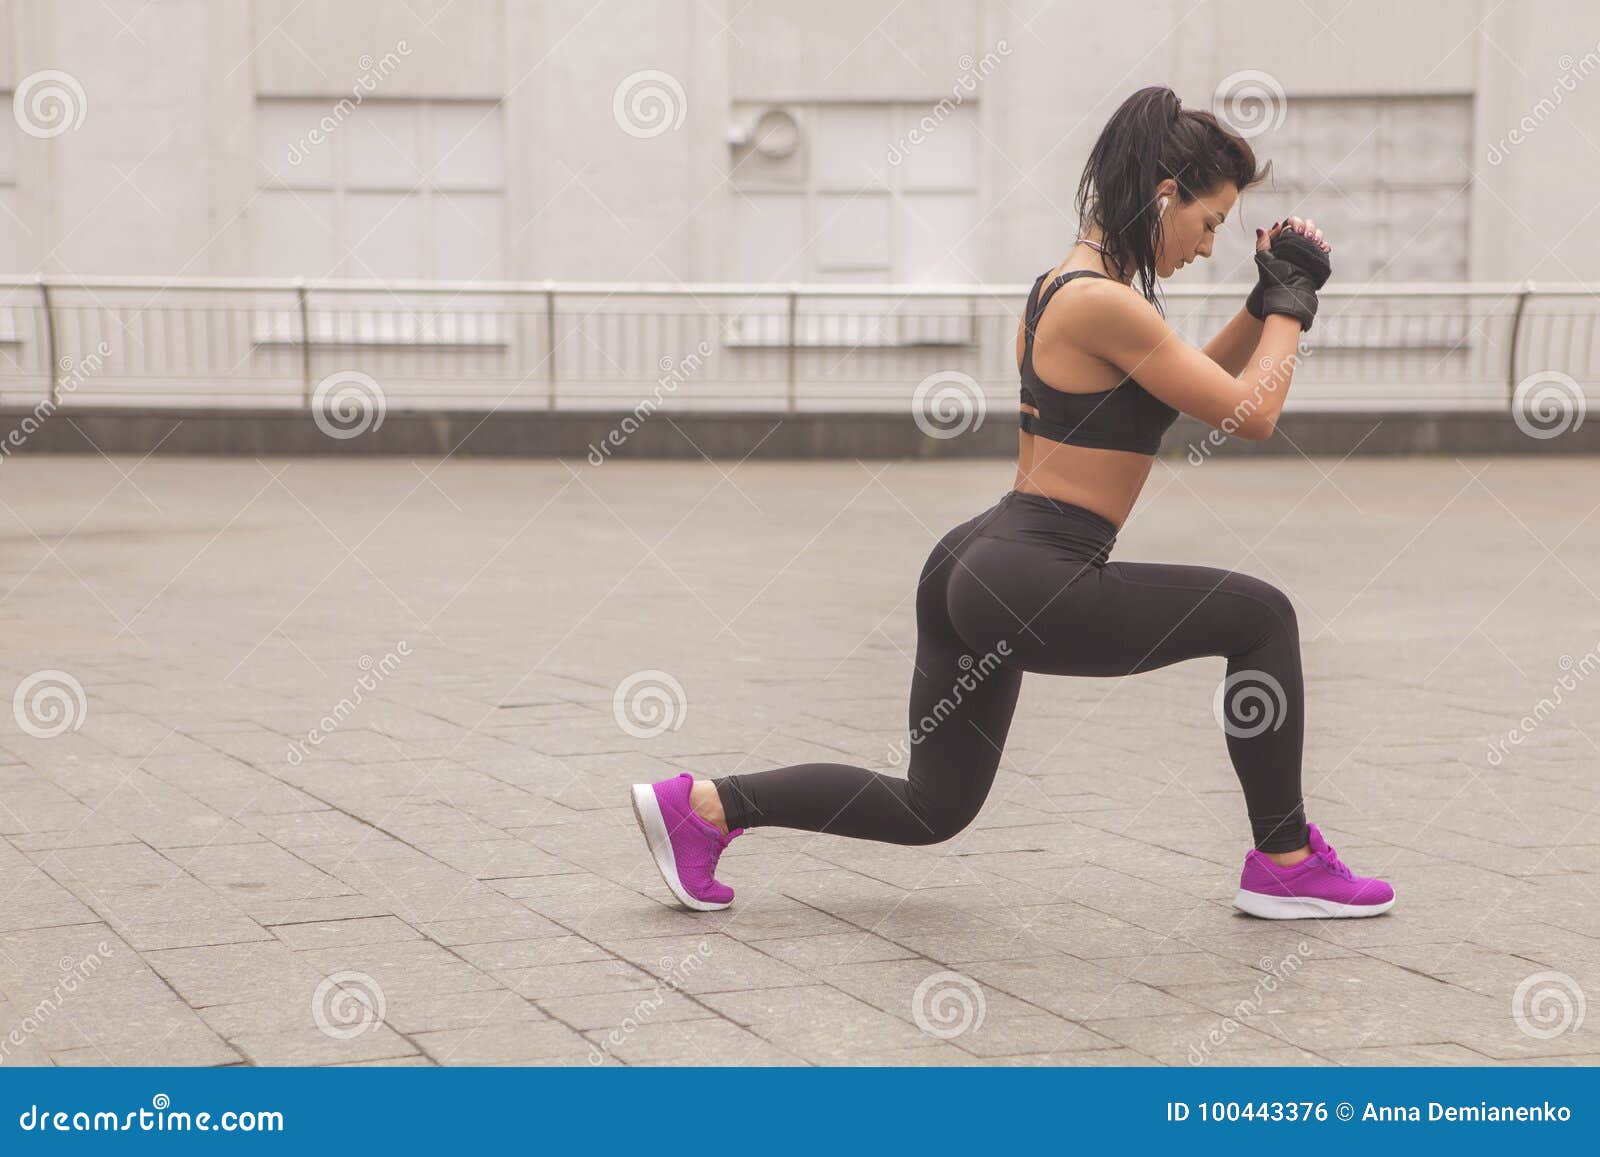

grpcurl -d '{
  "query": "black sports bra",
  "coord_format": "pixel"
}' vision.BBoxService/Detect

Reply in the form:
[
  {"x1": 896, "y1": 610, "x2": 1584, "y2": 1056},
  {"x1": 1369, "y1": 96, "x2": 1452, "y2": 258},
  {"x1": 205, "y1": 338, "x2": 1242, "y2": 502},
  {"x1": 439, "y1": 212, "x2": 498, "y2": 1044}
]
[{"x1": 1020, "y1": 269, "x2": 1178, "y2": 455}]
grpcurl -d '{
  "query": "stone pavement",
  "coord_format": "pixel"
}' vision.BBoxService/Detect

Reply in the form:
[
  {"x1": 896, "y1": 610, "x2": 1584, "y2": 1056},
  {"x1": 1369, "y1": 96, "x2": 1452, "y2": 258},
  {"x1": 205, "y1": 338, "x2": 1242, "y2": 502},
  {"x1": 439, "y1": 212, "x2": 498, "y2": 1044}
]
[{"x1": 1, "y1": 452, "x2": 1598, "y2": 1067}]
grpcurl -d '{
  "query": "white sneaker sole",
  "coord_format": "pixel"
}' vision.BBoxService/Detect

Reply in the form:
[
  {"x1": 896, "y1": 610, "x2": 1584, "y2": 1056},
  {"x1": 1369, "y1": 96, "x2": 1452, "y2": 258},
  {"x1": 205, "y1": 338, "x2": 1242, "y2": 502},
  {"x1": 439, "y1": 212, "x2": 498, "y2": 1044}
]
[
  {"x1": 1233, "y1": 888, "x2": 1395, "y2": 919},
  {"x1": 630, "y1": 783, "x2": 730, "y2": 912}
]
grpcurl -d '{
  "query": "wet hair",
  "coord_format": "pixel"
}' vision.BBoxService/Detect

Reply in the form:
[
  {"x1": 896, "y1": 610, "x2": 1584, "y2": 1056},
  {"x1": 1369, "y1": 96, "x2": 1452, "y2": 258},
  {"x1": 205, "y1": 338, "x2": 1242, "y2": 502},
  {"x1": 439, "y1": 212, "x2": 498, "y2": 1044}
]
[{"x1": 1074, "y1": 85, "x2": 1268, "y2": 314}]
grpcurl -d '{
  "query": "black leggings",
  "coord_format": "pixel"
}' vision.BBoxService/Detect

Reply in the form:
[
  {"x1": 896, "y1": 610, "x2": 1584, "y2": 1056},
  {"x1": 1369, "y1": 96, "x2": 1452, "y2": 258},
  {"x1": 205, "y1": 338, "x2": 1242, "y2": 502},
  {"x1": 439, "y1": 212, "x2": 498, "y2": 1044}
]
[{"x1": 715, "y1": 490, "x2": 1309, "y2": 854}]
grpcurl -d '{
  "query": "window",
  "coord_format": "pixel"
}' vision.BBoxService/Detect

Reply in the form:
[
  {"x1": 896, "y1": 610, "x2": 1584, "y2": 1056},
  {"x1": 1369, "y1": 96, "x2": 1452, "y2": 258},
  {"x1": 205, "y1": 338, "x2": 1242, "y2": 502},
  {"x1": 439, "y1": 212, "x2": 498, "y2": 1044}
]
[
  {"x1": 729, "y1": 101, "x2": 980, "y2": 285},
  {"x1": 254, "y1": 99, "x2": 505, "y2": 281},
  {"x1": 1251, "y1": 96, "x2": 1472, "y2": 283}
]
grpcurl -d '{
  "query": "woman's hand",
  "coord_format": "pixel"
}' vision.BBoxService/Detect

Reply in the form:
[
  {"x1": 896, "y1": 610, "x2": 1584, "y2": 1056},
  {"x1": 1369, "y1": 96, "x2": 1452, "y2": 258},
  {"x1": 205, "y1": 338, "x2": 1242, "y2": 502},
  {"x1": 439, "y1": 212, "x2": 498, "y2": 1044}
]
[
  {"x1": 1248, "y1": 215, "x2": 1333, "y2": 322},
  {"x1": 1261, "y1": 215, "x2": 1331, "y2": 254}
]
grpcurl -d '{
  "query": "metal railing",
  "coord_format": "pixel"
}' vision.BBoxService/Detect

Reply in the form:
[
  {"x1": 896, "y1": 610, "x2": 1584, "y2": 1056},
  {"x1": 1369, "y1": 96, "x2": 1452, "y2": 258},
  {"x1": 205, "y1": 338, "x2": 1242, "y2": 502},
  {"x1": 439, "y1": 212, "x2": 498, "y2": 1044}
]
[{"x1": 1, "y1": 275, "x2": 1595, "y2": 414}]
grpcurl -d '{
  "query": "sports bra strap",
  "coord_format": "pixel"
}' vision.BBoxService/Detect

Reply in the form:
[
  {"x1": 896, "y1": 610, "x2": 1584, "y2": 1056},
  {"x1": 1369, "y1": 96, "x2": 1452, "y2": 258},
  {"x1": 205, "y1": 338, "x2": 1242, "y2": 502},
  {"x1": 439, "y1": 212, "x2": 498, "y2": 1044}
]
[
  {"x1": 1023, "y1": 268, "x2": 1111, "y2": 376},
  {"x1": 1033, "y1": 269, "x2": 1110, "y2": 321}
]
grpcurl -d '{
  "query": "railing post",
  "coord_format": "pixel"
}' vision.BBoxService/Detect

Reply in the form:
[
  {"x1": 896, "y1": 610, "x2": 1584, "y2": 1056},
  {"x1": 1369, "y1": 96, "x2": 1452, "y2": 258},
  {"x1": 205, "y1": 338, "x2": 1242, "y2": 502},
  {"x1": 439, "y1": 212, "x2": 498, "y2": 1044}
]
[
  {"x1": 295, "y1": 278, "x2": 314, "y2": 407},
  {"x1": 544, "y1": 281, "x2": 557, "y2": 410},
  {"x1": 38, "y1": 275, "x2": 58, "y2": 404},
  {"x1": 1507, "y1": 279, "x2": 1534, "y2": 401},
  {"x1": 785, "y1": 285, "x2": 799, "y2": 414}
]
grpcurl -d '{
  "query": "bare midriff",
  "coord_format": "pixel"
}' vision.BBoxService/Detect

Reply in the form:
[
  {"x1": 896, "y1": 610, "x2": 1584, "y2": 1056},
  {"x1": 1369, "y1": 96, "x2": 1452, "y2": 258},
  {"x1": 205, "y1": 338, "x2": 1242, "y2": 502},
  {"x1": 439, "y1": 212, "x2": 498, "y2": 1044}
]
[
  {"x1": 1012, "y1": 430, "x2": 1154, "y2": 531},
  {"x1": 1011, "y1": 264, "x2": 1156, "y2": 531}
]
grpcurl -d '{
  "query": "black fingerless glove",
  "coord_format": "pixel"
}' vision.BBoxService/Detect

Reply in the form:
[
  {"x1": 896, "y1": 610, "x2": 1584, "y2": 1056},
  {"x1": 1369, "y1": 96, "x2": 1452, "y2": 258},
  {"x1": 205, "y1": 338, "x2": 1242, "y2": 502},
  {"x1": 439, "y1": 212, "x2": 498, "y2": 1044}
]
[{"x1": 1245, "y1": 230, "x2": 1332, "y2": 331}]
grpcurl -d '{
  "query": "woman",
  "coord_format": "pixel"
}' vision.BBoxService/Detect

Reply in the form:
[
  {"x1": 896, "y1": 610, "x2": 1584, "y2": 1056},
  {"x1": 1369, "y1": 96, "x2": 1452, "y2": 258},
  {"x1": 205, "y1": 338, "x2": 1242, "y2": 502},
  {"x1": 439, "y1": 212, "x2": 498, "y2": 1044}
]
[{"x1": 631, "y1": 85, "x2": 1394, "y2": 920}]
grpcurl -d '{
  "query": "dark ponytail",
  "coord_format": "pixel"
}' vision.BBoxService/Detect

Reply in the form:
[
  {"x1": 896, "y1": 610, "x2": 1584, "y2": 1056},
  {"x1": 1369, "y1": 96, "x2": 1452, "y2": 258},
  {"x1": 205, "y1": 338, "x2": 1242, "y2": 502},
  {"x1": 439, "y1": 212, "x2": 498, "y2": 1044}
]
[{"x1": 1074, "y1": 85, "x2": 1268, "y2": 314}]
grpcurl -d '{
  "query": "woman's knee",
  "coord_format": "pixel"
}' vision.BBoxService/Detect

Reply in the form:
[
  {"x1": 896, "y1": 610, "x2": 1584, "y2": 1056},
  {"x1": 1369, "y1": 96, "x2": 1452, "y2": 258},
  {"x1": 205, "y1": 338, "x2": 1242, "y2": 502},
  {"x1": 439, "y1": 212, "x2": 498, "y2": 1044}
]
[
  {"x1": 1225, "y1": 572, "x2": 1299, "y2": 643},
  {"x1": 906, "y1": 803, "x2": 981, "y2": 845},
  {"x1": 903, "y1": 779, "x2": 987, "y2": 845}
]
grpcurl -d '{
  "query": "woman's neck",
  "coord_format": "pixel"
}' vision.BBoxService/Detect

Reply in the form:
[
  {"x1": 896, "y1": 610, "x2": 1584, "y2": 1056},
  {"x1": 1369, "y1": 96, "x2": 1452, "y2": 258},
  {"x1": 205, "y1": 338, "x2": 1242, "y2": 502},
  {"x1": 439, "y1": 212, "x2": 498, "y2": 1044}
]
[{"x1": 1070, "y1": 227, "x2": 1131, "y2": 283}]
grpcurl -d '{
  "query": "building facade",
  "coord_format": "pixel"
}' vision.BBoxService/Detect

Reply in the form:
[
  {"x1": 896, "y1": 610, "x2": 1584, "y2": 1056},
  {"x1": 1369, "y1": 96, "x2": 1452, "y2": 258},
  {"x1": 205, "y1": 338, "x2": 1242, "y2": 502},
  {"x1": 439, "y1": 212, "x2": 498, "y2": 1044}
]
[{"x1": 2, "y1": 0, "x2": 1598, "y2": 287}]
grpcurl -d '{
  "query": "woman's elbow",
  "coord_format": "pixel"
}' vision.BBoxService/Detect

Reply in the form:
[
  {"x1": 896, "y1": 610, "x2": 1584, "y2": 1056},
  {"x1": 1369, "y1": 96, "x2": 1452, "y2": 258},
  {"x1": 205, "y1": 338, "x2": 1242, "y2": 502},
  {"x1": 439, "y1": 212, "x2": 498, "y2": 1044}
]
[
  {"x1": 1218, "y1": 385, "x2": 1282, "y2": 441},
  {"x1": 1222, "y1": 412, "x2": 1276, "y2": 442}
]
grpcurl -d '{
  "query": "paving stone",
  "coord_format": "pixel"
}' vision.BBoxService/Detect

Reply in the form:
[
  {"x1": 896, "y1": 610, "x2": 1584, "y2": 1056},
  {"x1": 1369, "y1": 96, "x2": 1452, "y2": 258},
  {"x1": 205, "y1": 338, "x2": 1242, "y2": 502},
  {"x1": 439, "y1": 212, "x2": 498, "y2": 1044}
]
[
  {"x1": 229, "y1": 1025, "x2": 418, "y2": 1065},
  {"x1": 1085, "y1": 1011, "x2": 1312, "y2": 1066},
  {"x1": 416, "y1": 911, "x2": 569, "y2": 945},
  {"x1": 6, "y1": 456, "x2": 1600, "y2": 1065},
  {"x1": 743, "y1": 931, "x2": 918, "y2": 969},
  {"x1": 413, "y1": 1020, "x2": 596, "y2": 1065},
  {"x1": 584, "y1": 1018, "x2": 805, "y2": 1065},
  {"x1": 269, "y1": 916, "x2": 422, "y2": 951},
  {"x1": 143, "y1": 941, "x2": 320, "y2": 1008},
  {"x1": 1322, "y1": 1042, "x2": 1493, "y2": 1065},
  {"x1": 986, "y1": 1046, "x2": 1156, "y2": 1065},
  {"x1": 48, "y1": 1022, "x2": 240, "y2": 1066},
  {"x1": 197, "y1": 997, "x2": 326, "y2": 1038},
  {"x1": 112, "y1": 919, "x2": 277, "y2": 953},
  {"x1": 498, "y1": 958, "x2": 660, "y2": 1000},
  {"x1": 249, "y1": 895, "x2": 396, "y2": 926},
  {"x1": 698, "y1": 985, "x2": 944, "y2": 1061},
  {"x1": 538, "y1": 988, "x2": 719, "y2": 1032},
  {"x1": 380, "y1": 988, "x2": 549, "y2": 1035},
  {"x1": 601, "y1": 933, "x2": 814, "y2": 994},
  {"x1": 960, "y1": 955, "x2": 1203, "y2": 1021},
  {"x1": 296, "y1": 941, "x2": 504, "y2": 1002},
  {"x1": 816, "y1": 957, "x2": 1040, "y2": 1022},
  {"x1": 950, "y1": 1014, "x2": 1124, "y2": 1059},
  {"x1": 453, "y1": 936, "x2": 613, "y2": 973}
]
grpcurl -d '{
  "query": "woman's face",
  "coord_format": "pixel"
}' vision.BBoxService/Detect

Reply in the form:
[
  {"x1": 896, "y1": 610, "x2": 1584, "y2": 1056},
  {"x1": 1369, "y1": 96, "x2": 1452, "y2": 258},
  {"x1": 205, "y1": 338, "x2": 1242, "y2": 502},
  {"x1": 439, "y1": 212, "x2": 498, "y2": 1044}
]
[{"x1": 1155, "y1": 181, "x2": 1239, "y2": 278}]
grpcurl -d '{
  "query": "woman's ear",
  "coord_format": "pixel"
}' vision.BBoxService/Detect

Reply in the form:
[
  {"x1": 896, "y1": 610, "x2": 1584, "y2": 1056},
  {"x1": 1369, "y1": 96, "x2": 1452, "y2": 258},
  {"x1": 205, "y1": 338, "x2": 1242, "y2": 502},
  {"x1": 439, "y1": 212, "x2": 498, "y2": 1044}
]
[{"x1": 1155, "y1": 178, "x2": 1178, "y2": 216}]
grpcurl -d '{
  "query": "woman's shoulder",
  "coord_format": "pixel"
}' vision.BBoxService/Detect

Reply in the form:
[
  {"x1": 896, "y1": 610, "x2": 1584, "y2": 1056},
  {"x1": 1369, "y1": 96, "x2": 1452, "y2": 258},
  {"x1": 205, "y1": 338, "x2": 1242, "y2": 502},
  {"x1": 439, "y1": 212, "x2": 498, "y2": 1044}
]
[{"x1": 1036, "y1": 271, "x2": 1159, "y2": 341}]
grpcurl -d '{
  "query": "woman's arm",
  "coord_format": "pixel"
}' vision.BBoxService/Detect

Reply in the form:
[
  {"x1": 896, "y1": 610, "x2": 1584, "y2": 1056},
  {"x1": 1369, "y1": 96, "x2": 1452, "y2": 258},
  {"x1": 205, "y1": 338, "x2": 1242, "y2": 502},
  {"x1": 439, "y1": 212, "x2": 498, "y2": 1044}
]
[
  {"x1": 1203, "y1": 306, "x2": 1266, "y2": 378},
  {"x1": 1206, "y1": 219, "x2": 1328, "y2": 376},
  {"x1": 1065, "y1": 279, "x2": 1305, "y2": 441}
]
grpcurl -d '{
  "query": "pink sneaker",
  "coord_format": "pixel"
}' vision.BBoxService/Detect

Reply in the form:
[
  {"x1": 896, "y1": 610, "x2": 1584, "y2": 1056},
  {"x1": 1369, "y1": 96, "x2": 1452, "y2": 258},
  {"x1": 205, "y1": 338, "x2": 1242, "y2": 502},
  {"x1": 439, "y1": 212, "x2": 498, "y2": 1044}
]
[
  {"x1": 1234, "y1": 822, "x2": 1395, "y2": 918},
  {"x1": 630, "y1": 773, "x2": 742, "y2": 911}
]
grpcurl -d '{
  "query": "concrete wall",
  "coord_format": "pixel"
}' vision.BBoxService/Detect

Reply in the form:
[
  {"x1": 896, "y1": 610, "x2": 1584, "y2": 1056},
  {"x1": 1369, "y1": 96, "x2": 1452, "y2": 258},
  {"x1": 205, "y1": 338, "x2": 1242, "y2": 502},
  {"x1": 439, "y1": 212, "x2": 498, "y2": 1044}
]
[
  {"x1": 3, "y1": 0, "x2": 1599, "y2": 284},
  {"x1": 7, "y1": 405, "x2": 1597, "y2": 460}
]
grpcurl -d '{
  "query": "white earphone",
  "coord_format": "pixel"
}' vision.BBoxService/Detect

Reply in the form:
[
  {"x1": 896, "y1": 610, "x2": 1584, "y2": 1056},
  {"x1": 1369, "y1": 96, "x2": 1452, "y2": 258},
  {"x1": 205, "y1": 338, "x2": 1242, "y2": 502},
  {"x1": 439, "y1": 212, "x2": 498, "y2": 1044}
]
[{"x1": 1158, "y1": 196, "x2": 1170, "y2": 215}]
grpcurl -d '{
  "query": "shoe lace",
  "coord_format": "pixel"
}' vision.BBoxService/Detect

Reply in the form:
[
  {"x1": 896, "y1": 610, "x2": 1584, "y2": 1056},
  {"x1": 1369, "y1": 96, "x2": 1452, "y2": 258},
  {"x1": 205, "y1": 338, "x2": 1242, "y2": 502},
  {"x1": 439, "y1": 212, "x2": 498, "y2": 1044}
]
[{"x1": 1319, "y1": 843, "x2": 1354, "y2": 881}]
